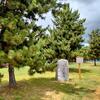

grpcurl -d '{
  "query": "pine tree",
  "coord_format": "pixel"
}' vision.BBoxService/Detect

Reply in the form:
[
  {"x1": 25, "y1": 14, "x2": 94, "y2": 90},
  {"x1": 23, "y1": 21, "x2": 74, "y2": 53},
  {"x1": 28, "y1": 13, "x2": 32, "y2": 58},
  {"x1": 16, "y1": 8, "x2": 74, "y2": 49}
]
[
  {"x1": 44, "y1": 3, "x2": 85, "y2": 70},
  {"x1": 89, "y1": 29, "x2": 100, "y2": 66},
  {"x1": 0, "y1": 0, "x2": 56, "y2": 88}
]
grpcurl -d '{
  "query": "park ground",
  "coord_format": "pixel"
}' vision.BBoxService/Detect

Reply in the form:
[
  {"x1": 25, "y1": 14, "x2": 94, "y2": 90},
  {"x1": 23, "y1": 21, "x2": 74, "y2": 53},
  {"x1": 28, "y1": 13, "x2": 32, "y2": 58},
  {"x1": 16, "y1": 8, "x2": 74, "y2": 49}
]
[{"x1": 0, "y1": 62, "x2": 100, "y2": 100}]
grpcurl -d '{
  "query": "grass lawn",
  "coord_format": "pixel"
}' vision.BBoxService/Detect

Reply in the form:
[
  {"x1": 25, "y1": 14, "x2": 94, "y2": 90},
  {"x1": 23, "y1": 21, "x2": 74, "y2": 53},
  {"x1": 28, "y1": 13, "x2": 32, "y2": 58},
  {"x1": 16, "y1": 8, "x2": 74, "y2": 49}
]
[{"x1": 0, "y1": 62, "x2": 100, "y2": 100}]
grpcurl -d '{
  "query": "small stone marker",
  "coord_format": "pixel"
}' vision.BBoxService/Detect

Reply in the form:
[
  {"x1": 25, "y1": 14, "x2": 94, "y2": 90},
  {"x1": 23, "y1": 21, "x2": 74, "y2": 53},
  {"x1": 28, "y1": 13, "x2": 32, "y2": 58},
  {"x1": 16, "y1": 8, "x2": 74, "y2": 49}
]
[{"x1": 56, "y1": 59, "x2": 69, "y2": 81}]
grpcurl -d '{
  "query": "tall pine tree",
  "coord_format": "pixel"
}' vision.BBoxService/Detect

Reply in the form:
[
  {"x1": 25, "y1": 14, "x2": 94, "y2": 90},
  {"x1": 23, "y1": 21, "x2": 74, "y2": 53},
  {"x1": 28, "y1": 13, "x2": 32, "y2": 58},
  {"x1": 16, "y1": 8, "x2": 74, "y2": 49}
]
[
  {"x1": 89, "y1": 29, "x2": 100, "y2": 66},
  {"x1": 0, "y1": 0, "x2": 56, "y2": 88},
  {"x1": 44, "y1": 3, "x2": 85, "y2": 70}
]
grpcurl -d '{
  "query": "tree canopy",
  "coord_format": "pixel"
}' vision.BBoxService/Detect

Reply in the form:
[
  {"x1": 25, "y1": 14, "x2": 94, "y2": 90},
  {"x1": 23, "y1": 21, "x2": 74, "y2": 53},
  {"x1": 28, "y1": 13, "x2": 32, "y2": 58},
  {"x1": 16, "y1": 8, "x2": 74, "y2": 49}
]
[
  {"x1": 0, "y1": 0, "x2": 56, "y2": 87},
  {"x1": 89, "y1": 29, "x2": 100, "y2": 66},
  {"x1": 43, "y1": 3, "x2": 85, "y2": 70}
]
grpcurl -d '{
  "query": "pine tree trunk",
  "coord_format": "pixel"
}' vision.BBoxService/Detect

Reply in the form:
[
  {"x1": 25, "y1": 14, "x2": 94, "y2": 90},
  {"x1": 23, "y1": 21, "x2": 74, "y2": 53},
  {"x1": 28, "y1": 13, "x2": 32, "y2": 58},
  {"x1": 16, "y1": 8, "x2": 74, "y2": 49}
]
[
  {"x1": 8, "y1": 64, "x2": 16, "y2": 88},
  {"x1": 94, "y1": 59, "x2": 96, "y2": 66}
]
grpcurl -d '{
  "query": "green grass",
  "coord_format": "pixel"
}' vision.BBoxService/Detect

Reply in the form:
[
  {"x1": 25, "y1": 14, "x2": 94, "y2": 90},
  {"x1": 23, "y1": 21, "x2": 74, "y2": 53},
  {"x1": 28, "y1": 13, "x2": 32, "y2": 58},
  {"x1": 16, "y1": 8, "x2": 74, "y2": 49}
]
[{"x1": 0, "y1": 62, "x2": 100, "y2": 100}]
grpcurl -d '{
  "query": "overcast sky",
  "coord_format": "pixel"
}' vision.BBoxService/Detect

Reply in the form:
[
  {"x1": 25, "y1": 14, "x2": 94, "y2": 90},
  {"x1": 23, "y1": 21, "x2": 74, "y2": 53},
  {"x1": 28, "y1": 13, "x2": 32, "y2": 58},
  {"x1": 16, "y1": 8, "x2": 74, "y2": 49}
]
[{"x1": 36, "y1": 0, "x2": 100, "y2": 42}]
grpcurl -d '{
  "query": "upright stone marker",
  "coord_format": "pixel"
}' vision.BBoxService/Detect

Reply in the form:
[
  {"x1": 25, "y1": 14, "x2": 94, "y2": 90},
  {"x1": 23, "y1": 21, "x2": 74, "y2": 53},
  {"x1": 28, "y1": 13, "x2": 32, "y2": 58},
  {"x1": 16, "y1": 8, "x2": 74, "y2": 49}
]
[{"x1": 56, "y1": 59, "x2": 69, "y2": 81}]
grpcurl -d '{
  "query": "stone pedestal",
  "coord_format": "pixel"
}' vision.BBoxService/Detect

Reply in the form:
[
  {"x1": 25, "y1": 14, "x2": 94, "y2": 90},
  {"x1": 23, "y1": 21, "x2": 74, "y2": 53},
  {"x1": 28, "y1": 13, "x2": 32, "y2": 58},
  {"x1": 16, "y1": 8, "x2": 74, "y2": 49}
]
[{"x1": 56, "y1": 59, "x2": 69, "y2": 81}]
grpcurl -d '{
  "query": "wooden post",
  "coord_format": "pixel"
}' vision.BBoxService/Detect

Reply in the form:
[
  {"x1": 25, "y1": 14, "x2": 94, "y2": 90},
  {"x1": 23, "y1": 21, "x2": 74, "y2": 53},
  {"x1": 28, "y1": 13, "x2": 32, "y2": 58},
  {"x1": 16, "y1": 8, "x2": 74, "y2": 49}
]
[
  {"x1": 76, "y1": 57, "x2": 83, "y2": 80},
  {"x1": 78, "y1": 63, "x2": 81, "y2": 79}
]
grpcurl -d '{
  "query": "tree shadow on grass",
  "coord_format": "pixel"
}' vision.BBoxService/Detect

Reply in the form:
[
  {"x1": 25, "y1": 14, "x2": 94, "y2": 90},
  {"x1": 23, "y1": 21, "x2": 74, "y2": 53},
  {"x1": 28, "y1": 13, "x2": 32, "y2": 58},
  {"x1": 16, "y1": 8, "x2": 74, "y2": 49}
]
[
  {"x1": 19, "y1": 78, "x2": 94, "y2": 99},
  {"x1": 69, "y1": 68, "x2": 91, "y2": 73},
  {"x1": 90, "y1": 64, "x2": 100, "y2": 67},
  {"x1": 0, "y1": 78, "x2": 95, "y2": 100}
]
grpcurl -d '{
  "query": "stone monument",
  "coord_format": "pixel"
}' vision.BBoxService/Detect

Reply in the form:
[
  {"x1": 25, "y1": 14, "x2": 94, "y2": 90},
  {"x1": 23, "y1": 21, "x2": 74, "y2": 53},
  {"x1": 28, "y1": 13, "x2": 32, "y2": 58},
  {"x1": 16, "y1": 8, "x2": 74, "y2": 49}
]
[{"x1": 56, "y1": 59, "x2": 69, "y2": 81}]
